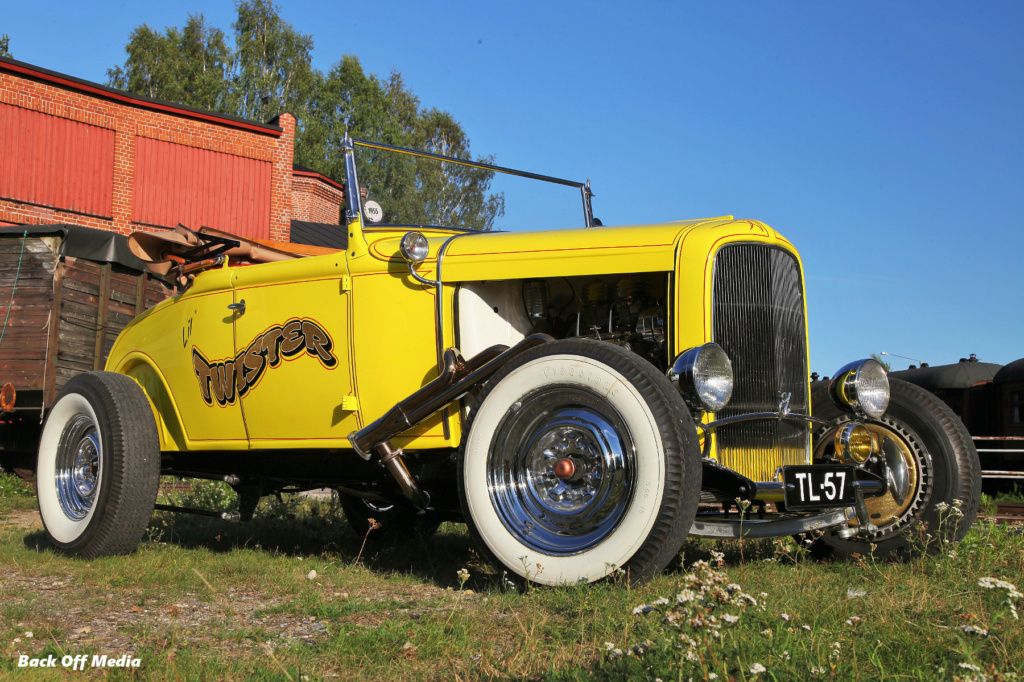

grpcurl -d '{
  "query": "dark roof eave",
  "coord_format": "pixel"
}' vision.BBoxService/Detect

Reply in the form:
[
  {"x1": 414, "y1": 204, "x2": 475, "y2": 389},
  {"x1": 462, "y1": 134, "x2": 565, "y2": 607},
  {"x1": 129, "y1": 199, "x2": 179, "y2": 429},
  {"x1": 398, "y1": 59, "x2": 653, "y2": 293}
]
[
  {"x1": 292, "y1": 168, "x2": 345, "y2": 192},
  {"x1": 0, "y1": 56, "x2": 283, "y2": 138}
]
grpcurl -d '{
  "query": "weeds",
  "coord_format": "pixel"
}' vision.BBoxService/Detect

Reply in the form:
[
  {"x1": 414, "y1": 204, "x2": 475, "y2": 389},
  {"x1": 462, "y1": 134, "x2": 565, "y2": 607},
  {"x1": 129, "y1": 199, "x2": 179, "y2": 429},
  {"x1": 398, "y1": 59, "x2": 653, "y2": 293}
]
[
  {"x1": 0, "y1": 489, "x2": 1021, "y2": 680},
  {"x1": 0, "y1": 471, "x2": 33, "y2": 498}
]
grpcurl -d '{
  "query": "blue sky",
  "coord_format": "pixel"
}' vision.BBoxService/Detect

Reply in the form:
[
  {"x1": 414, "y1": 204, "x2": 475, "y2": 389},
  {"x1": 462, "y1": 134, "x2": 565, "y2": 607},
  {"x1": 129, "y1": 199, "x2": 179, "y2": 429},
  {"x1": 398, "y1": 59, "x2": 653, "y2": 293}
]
[{"x1": 4, "y1": 1, "x2": 1022, "y2": 375}]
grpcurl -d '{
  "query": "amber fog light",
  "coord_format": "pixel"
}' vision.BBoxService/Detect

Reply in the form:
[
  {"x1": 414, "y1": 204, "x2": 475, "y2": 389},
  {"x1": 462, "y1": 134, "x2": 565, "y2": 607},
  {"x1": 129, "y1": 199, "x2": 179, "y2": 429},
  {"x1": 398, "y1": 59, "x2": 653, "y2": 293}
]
[
  {"x1": 836, "y1": 423, "x2": 872, "y2": 463},
  {"x1": 399, "y1": 231, "x2": 429, "y2": 263}
]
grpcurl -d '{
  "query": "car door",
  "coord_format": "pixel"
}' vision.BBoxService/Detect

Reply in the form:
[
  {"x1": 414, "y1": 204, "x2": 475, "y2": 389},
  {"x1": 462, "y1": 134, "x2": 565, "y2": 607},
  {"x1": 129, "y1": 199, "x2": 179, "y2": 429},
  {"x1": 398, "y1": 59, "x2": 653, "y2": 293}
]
[
  {"x1": 229, "y1": 254, "x2": 356, "y2": 446},
  {"x1": 172, "y1": 266, "x2": 249, "y2": 445}
]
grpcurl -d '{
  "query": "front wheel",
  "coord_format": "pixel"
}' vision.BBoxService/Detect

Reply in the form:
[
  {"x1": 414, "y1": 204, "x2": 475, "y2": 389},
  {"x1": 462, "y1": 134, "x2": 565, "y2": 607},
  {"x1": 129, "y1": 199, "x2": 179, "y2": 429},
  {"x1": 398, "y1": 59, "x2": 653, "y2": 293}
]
[
  {"x1": 459, "y1": 339, "x2": 701, "y2": 585},
  {"x1": 810, "y1": 377, "x2": 981, "y2": 559},
  {"x1": 36, "y1": 372, "x2": 160, "y2": 558}
]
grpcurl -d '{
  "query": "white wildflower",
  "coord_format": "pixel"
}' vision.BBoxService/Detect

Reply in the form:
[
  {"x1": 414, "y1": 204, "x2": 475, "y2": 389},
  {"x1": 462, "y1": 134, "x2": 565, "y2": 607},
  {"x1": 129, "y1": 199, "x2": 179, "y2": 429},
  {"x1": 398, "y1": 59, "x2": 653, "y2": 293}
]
[
  {"x1": 777, "y1": 651, "x2": 791, "y2": 661},
  {"x1": 958, "y1": 625, "x2": 989, "y2": 636},
  {"x1": 632, "y1": 604, "x2": 653, "y2": 615},
  {"x1": 780, "y1": 613, "x2": 791, "y2": 621},
  {"x1": 457, "y1": 568, "x2": 469, "y2": 582},
  {"x1": 721, "y1": 613, "x2": 740, "y2": 624},
  {"x1": 979, "y1": 577, "x2": 1017, "y2": 591},
  {"x1": 652, "y1": 597, "x2": 670, "y2": 606},
  {"x1": 845, "y1": 616, "x2": 863, "y2": 626},
  {"x1": 760, "y1": 628, "x2": 773, "y2": 636},
  {"x1": 810, "y1": 666, "x2": 826, "y2": 675},
  {"x1": 749, "y1": 662, "x2": 767, "y2": 674},
  {"x1": 24, "y1": 632, "x2": 32, "y2": 638},
  {"x1": 676, "y1": 589, "x2": 699, "y2": 604},
  {"x1": 604, "y1": 642, "x2": 615, "y2": 651},
  {"x1": 802, "y1": 624, "x2": 812, "y2": 631},
  {"x1": 958, "y1": 662, "x2": 982, "y2": 672}
]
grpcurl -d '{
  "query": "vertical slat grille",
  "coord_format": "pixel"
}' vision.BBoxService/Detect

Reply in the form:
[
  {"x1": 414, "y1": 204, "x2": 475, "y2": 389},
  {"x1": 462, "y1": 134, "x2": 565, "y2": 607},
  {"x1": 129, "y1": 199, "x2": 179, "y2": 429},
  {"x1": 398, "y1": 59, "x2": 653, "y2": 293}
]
[{"x1": 712, "y1": 245, "x2": 809, "y2": 482}]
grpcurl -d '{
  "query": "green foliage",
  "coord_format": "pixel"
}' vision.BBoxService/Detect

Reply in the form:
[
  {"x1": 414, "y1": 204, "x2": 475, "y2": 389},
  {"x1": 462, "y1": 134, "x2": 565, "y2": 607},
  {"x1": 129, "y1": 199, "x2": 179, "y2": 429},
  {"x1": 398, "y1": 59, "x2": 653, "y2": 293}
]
[
  {"x1": 107, "y1": 15, "x2": 231, "y2": 112},
  {"x1": 161, "y1": 479, "x2": 237, "y2": 512},
  {"x1": 298, "y1": 60, "x2": 504, "y2": 229},
  {"x1": 107, "y1": 2, "x2": 503, "y2": 231},
  {"x1": 230, "y1": 0, "x2": 315, "y2": 123},
  {"x1": 870, "y1": 352, "x2": 892, "y2": 372},
  {"x1": 0, "y1": 34, "x2": 11, "y2": 59},
  {"x1": 0, "y1": 472, "x2": 33, "y2": 498}
]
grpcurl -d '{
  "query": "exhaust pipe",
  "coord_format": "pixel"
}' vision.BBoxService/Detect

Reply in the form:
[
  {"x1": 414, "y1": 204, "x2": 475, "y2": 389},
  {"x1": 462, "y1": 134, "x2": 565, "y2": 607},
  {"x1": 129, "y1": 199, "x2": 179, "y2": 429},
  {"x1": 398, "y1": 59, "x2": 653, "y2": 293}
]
[{"x1": 348, "y1": 333, "x2": 552, "y2": 508}]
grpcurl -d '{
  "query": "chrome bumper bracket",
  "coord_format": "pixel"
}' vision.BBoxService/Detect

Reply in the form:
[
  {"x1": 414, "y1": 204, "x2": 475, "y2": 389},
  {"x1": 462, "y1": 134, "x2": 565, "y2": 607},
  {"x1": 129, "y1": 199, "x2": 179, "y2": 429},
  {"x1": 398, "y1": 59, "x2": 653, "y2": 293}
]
[{"x1": 688, "y1": 507, "x2": 854, "y2": 539}]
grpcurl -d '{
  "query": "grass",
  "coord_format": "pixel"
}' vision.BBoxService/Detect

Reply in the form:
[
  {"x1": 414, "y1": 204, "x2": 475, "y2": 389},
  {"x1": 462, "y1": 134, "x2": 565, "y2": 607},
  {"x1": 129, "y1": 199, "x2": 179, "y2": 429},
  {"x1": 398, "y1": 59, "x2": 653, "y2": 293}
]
[{"x1": 0, "y1": 478, "x2": 1021, "y2": 680}]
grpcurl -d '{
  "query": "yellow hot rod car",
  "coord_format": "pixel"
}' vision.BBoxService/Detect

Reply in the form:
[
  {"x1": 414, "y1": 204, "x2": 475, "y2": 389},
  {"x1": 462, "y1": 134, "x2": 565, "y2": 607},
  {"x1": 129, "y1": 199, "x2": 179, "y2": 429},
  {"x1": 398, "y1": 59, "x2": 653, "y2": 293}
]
[{"x1": 35, "y1": 137, "x2": 981, "y2": 584}]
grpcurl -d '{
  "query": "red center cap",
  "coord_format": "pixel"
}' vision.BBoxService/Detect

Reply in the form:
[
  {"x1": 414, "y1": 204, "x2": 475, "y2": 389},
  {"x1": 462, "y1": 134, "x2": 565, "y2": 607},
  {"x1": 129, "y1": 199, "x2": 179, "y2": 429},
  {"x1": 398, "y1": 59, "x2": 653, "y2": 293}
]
[{"x1": 553, "y1": 458, "x2": 575, "y2": 480}]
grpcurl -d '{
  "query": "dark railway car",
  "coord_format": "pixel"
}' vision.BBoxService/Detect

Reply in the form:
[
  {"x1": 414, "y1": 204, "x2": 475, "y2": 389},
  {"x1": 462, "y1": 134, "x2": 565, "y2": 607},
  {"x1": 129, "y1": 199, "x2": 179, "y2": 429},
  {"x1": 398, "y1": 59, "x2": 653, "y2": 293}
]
[
  {"x1": 0, "y1": 225, "x2": 172, "y2": 471},
  {"x1": 891, "y1": 355, "x2": 1024, "y2": 489}
]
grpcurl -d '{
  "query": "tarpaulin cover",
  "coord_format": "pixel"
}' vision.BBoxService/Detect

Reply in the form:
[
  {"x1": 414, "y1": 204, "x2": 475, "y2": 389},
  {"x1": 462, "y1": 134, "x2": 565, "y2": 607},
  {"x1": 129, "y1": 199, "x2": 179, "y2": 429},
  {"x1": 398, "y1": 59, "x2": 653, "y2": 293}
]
[{"x1": 0, "y1": 224, "x2": 148, "y2": 272}]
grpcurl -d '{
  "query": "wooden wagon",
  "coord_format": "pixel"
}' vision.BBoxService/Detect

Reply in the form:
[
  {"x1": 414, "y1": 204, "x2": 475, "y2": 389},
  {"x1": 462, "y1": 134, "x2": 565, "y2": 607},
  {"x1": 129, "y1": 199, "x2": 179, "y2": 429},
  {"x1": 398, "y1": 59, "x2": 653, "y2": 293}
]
[{"x1": 0, "y1": 224, "x2": 172, "y2": 470}]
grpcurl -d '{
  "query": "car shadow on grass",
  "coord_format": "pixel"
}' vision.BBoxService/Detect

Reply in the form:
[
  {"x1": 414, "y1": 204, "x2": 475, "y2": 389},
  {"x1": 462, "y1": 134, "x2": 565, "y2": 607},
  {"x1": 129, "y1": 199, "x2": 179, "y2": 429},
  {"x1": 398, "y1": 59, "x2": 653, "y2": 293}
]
[{"x1": 147, "y1": 509, "x2": 490, "y2": 590}]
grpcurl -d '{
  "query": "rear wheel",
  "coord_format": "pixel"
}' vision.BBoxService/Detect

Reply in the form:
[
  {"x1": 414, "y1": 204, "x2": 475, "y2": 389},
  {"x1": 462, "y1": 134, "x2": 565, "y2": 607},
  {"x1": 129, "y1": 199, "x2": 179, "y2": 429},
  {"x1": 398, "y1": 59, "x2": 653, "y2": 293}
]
[
  {"x1": 338, "y1": 492, "x2": 441, "y2": 539},
  {"x1": 810, "y1": 378, "x2": 980, "y2": 558},
  {"x1": 460, "y1": 339, "x2": 700, "y2": 585},
  {"x1": 36, "y1": 372, "x2": 160, "y2": 558}
]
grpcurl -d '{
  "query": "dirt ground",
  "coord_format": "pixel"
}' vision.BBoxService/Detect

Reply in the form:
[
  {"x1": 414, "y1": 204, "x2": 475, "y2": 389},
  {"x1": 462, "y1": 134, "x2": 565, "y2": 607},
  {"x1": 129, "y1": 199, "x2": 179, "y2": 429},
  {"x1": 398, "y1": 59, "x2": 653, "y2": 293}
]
[
  {"x1": 1, "y1": 508, "x2": 41, "y2": 530},
  {"x1": 0, "y1": 507, "x2": 469, "y2": 673}
]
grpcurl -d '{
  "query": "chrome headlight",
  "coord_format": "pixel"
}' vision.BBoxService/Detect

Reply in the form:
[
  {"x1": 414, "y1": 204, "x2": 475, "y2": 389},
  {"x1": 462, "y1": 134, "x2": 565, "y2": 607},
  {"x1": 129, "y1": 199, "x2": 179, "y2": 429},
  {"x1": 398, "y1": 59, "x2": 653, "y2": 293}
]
[
  {"x1": 399, "y1": 231, "x2": 429, "y2": 263},
  {"x1": 829, "y1": 359, "x2": 889, "y2": 419},
  {"x1": 668, "y1": 343, "x2": 734, "y2": 412}
]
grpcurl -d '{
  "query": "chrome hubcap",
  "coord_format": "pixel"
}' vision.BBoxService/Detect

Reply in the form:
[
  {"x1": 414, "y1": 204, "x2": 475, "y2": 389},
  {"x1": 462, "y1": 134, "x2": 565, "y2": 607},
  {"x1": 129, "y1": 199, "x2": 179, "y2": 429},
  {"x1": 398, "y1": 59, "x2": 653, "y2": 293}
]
[
  {"x1": 55, "y1": 414, "x2": 101, "y2": 521},
  {"x1": 487, "y1": 385, "x2": 636, "y2": 555}
]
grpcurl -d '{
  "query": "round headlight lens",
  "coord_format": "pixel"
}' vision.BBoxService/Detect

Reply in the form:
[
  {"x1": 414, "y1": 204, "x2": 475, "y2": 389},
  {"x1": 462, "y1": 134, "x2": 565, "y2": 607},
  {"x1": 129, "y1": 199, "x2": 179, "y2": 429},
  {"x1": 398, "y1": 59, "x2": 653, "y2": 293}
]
[
  {"x1": 399, "y1": 232, "x2": 429, "y2": 263},
  {"x1": 829, "y1": 359, "x2": 890, "y2": 419},
  {"x1": 669, "y1": 343, "x2": 734, "y2": 412}
]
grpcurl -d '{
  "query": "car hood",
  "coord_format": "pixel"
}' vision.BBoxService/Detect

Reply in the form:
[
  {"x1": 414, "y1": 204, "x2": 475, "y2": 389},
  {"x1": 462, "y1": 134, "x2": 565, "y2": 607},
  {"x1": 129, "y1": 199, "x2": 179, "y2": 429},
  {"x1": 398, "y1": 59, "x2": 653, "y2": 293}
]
[{"x1": 436, "y1": 217, "x2": 781, "y2": 281}]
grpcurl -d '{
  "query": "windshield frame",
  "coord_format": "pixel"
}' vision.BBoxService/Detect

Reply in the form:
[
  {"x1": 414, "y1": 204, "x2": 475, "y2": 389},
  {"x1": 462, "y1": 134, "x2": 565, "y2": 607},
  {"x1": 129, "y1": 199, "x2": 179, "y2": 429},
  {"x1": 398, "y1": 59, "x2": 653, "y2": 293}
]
[{"x1": 342, "y1": 136, "x2": 595, "y2": 231}]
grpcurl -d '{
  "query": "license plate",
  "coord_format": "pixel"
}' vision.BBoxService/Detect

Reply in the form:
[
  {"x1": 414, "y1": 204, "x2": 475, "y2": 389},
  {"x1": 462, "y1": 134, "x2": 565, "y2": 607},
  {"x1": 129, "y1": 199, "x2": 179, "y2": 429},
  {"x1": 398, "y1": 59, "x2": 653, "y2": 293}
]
[{"x1": 783, "y1": 465, "x2": 858, "y2": 510}]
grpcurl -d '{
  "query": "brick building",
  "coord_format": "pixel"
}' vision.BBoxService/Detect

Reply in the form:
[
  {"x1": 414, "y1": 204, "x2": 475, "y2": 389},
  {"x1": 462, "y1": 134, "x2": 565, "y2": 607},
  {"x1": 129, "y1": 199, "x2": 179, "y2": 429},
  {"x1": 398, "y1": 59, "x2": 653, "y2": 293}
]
[{"x1": 0, "y1": 56, "x2": 344, "y2": 243}]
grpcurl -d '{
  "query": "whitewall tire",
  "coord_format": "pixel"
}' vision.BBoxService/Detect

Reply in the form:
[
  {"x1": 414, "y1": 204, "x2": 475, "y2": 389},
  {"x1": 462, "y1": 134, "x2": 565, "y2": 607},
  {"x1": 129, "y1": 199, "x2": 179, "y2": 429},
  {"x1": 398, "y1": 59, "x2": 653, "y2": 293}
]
[
  {"x1": 37, "y1": 372, "x2": 160, "y2": 558},
  {"x1": 460, "y1": 339, "x2": 700, "y2": 585}
]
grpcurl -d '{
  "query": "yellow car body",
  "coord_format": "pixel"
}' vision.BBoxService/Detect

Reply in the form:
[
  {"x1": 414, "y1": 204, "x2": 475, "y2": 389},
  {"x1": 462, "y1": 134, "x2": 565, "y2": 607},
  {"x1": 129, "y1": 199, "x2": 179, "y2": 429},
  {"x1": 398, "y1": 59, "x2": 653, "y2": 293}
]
[
  {"x1": 34, "y1": 136, "x2": 977, "y2": 584},
  {"x1": 105, "y1": 216, "x2": 806, "y2": 477}
]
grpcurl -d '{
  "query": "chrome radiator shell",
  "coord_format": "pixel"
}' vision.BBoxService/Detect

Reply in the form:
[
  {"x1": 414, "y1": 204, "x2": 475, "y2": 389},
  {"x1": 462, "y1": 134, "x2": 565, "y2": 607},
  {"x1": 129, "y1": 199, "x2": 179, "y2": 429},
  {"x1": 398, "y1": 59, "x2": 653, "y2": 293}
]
[{"x1": 710, "y1": 244, "x2": 811, "y2": 482}]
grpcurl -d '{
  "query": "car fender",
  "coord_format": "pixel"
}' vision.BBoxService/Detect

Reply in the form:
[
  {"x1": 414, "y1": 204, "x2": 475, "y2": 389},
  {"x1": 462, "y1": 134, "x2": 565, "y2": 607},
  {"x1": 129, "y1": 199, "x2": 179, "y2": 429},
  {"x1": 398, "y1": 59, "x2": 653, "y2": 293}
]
[{"x1": 108, "y1": 352, "x2": 187, "y2": 451}]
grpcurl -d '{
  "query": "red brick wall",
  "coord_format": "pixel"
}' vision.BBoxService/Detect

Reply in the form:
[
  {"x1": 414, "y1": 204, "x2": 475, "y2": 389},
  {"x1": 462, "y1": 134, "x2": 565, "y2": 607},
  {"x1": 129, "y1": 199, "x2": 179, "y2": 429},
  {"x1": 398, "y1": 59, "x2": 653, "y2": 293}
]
[
  {"x1": 291, "y1": 173, "x2": 344, "y2": 225},
  {"x1": 0, "y1": 63, "x2": 294, "y2": 241}
]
